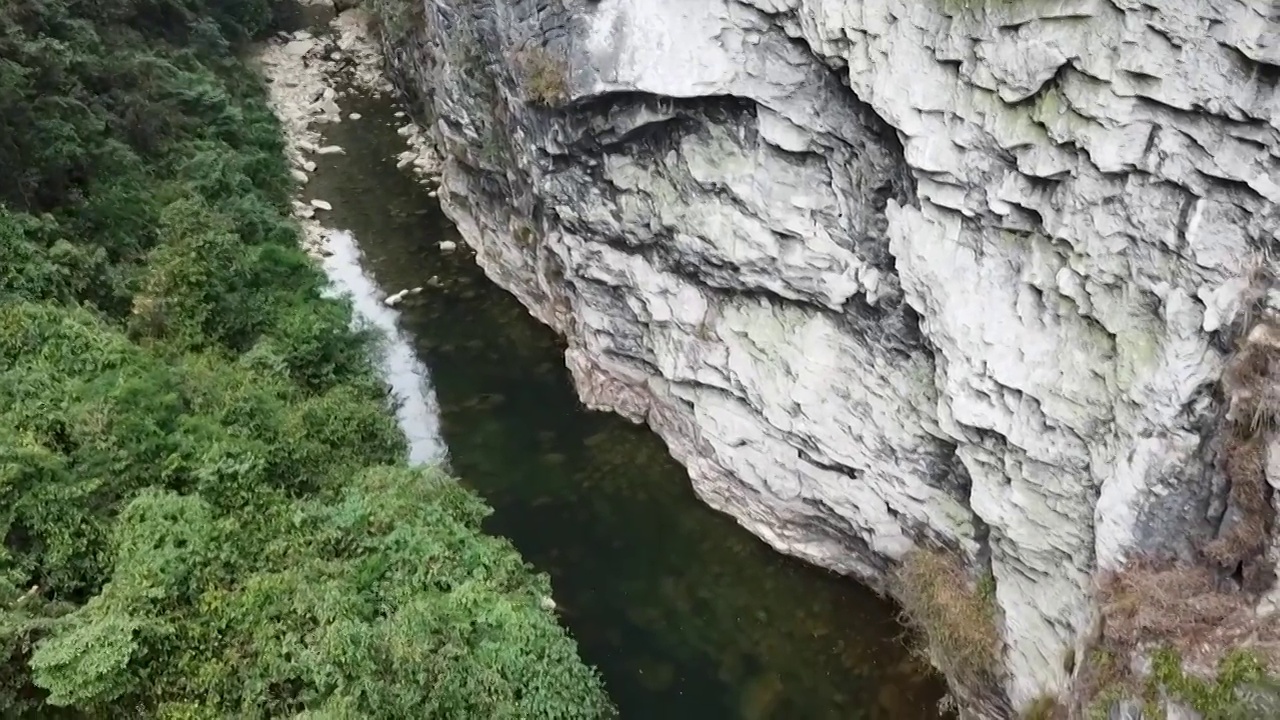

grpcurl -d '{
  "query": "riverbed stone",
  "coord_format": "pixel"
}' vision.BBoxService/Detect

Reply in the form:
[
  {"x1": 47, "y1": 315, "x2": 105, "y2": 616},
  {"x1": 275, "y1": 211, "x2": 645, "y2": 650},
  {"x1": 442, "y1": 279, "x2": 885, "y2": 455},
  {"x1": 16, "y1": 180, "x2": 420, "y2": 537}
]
[
  {"x1": 283, "y1": 38, "x2": 316, "y2": 58},
  {"x1": 374, "y1": 0, "x2": 1280, "y2": 713},
  {"x1": 311, "y1": 98, "x2": 341, "y2": 117}
]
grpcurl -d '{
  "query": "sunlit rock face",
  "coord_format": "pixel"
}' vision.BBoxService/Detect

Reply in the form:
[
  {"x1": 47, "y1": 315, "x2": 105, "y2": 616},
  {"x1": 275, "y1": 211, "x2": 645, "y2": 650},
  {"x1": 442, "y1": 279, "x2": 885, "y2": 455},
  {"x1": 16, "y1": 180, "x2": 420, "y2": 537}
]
[{"x1": 372, "y1": 0, "x2": 1280, "y2": 712}]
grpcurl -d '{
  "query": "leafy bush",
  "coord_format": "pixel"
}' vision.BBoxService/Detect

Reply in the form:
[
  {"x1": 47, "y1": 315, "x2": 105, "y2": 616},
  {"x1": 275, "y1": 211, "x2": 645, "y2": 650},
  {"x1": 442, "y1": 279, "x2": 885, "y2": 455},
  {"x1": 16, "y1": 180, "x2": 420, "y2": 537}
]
[{"x1": 0, "y1": 0, "x2": 612, "y2": 716}]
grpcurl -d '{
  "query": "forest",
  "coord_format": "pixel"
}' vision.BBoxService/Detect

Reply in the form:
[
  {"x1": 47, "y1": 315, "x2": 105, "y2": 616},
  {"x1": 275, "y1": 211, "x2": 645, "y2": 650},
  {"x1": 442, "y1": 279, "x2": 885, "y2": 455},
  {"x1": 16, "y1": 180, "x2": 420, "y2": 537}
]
[{"x1": 0, "y1": 0, "x2": 613, "y2": 716}]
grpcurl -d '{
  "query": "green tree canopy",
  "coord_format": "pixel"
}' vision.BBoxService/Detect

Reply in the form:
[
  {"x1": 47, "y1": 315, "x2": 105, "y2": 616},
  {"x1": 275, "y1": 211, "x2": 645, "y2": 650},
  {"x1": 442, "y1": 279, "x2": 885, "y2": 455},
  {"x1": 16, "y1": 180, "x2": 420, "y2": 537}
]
[{"x1": 0, "y1": 0, "x2": 612, "y2": 716}]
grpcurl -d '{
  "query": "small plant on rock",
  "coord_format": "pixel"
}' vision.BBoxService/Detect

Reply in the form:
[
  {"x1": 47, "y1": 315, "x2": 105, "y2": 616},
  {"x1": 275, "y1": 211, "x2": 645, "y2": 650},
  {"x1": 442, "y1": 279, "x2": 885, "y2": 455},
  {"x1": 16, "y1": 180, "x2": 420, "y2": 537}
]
[
  {"x1": 516, "y1": 46, "x2": 570, "y2": 107},
  {"x1": 1081, "y1": 558, "x2": 1280, "y2": 718},
  {"x1": 1210, "y1": 313, "x2": 1280, "y2": 590},
  {"x1": 892, "y1": 548, "x2": 1002, "y2": 686},
  {"x1": 1021, "y1": 694, "x2": 1068, "y2": 720},
  {"x1": 1151, "y1": 647, "x2": 1280, "y2": 719}
]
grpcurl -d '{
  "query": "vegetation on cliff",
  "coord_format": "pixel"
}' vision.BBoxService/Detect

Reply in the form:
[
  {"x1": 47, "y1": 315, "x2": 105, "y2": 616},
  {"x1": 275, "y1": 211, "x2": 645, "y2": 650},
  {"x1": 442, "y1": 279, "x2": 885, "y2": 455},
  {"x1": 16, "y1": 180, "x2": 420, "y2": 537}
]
[
  {"x1": 892, "y1": 548, "x2": 1000, "y2": 690},
  {"x1": 0, "y1": 0, "x2": 611, "y2": 716},
  {"x1": 1075, "y1": 274, "x2": 1280, "y2": 720}
]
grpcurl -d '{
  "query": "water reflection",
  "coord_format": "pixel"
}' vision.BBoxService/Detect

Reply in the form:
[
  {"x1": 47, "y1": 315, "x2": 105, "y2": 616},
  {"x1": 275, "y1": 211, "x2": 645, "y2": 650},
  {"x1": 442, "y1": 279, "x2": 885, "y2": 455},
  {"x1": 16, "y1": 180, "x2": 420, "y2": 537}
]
[
  {"x1": 320, "y1": 228, "x2": 446, "y2": 465},
  {"x1": 304, "y1": 78, "x2": 949, "y2": 719}
]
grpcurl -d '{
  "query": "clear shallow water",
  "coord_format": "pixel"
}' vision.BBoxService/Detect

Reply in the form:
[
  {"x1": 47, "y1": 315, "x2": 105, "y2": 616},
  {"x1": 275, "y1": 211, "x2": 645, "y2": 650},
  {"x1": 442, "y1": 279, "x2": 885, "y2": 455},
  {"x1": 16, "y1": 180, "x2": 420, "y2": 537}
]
[{"x1": 303, "y1": 79, "x2": 950, "y2": 720}]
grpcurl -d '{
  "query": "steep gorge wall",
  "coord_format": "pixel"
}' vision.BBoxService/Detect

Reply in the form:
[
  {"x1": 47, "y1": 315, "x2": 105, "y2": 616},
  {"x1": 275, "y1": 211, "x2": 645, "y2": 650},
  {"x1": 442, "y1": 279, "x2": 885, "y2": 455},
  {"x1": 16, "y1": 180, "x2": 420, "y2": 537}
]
[{"x1": 371, "y1": 0, "x2": 1280, "y2": 713}]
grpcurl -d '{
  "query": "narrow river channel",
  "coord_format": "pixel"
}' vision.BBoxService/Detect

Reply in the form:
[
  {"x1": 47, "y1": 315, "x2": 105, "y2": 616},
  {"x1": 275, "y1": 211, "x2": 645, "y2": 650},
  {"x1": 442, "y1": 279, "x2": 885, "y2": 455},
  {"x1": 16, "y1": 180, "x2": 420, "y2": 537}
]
[{"x1": 295, "y1": 35, "x2": 949, "y2": 719}]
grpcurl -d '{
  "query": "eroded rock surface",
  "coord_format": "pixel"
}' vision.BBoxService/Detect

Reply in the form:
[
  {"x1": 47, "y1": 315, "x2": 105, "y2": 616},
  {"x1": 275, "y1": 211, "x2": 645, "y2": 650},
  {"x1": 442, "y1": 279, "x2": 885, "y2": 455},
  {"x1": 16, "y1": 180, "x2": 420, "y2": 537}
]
[{"x1": 371, "y1": 0, "x2": 1280, "y2": 712}]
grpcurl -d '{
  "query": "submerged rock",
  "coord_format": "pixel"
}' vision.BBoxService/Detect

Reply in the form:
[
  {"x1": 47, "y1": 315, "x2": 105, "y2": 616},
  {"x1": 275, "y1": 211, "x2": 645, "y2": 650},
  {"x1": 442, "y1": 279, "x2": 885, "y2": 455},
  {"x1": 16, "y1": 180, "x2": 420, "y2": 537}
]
[
  {"x1": 310, "y1": 98, "x2": 341, "y2": 118},
  {"x1": 383, "y1": 286, "x2": 423, "y2": 307},
  {"x1": 315, "y1": 145, "x2": 345, "y2": 155},
  {"x1": 282, "y1": 38, "x2": 316, "y2": 58}
]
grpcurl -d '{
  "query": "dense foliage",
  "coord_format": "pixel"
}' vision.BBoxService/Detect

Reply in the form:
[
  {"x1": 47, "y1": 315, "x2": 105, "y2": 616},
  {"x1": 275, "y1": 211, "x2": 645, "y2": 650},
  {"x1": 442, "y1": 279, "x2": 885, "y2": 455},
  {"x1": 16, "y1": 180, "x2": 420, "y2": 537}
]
[{"x1": 0, "y1": 0, "x2": 612, "y2": 716}]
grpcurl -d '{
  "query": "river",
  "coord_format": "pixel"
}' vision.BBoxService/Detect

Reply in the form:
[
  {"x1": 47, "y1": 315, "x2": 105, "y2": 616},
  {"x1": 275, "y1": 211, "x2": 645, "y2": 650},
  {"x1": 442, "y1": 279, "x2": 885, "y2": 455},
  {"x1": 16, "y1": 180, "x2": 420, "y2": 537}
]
[{"x1": 289, "y1": 19, "x2": 950, "y2": 719}]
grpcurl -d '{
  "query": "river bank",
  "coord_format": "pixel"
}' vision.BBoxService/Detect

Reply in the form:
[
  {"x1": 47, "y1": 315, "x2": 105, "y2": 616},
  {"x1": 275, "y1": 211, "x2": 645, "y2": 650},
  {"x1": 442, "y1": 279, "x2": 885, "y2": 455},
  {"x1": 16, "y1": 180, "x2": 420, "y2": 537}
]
[{"x1": 256, "y1": 2, "x2": 449, "y2": 464}]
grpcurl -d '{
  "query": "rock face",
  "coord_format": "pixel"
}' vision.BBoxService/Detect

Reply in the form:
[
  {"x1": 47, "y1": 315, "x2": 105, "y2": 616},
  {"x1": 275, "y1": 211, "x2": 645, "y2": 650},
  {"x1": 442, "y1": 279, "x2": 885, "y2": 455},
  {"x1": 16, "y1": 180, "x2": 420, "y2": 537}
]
[{"x1": 373, "y1": 0, "x2": 1280, "y2": 713}]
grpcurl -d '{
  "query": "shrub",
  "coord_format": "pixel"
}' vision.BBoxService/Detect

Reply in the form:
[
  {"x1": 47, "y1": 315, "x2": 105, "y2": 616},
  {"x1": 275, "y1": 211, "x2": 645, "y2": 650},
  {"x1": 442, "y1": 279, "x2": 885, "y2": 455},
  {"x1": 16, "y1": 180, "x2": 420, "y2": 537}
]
[
  {"x1": 1095, "y1": 560, "x2": 1264, "y2": 655},
  {"x1": 1203, "y1": 431, "x2": 1272, "y2": 584},
  {"x1": 1082, "y1": 559, "x2": 1280, "y2": 719},
  {"x1": 517, "y1": 46, "x2": 570, "y2": 107},
  {"x1": 1021, "y1": 694, "x2": 1067, "y2": 720},
  {"x1": 891, "y1": 548, "x2": 1001, "y2": 685},
  {"x1": 1211, "y1": 315, "x2": 1280, "y2": 586}
]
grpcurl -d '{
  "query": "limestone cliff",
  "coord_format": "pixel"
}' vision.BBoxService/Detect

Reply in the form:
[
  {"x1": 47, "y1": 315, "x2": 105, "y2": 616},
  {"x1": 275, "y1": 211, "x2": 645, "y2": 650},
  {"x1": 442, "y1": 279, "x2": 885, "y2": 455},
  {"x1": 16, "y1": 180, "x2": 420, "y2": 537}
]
[{"x1": 368, "y1": 0, "x2": 1280, "y2": 713}]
